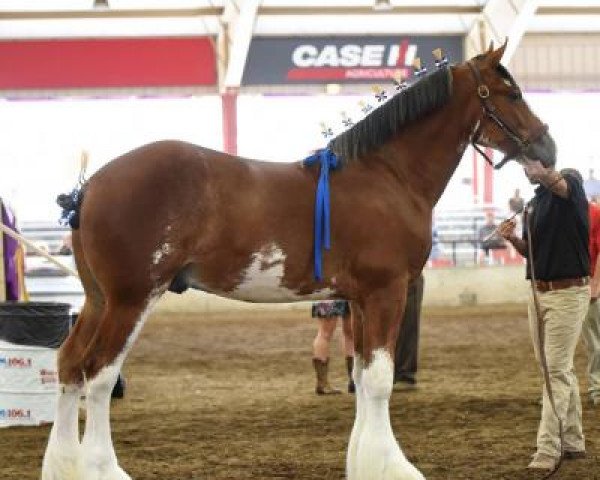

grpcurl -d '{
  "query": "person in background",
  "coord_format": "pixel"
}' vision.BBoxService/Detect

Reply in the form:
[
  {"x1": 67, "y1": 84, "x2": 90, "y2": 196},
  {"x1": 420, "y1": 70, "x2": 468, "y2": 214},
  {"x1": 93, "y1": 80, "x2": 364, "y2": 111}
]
[
  {"x1": 478, "y1": 211, "x2": 505, "y2": 264},
  {"x1": 57, "y1": 233, "x2": 73, "y2": 255},
  {"x1": 394, "y1": 274, "x2": 424, "y2": 390},
  {"x1": 429, "y1": 223, "x2": 442, "y2": 262},
  {"x1": 498, "y1": 163, "x2": 590, "y2": 471},
  {"x1": 583, "y1": 169, "x2": 600, "y2": 200},
  {"x1": 509, "y1": 188, "x2": 525, "y2": 215},
  {"x1": 311, "y1": 300, "x2": 354, "y2": 395},
  {"x1": 582, "y1": 194, "x2": 600, "y2": 406}
]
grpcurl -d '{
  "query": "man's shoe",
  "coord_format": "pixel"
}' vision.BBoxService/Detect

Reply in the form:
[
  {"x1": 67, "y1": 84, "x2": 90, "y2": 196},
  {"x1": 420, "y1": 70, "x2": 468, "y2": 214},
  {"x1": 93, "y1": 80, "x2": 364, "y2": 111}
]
[
  {"x1": 527, "y1": 452, "x2": 559, "y2": 470},
  {"x1": 564, "y1": 450, "x2": 586, "y2": 460}
]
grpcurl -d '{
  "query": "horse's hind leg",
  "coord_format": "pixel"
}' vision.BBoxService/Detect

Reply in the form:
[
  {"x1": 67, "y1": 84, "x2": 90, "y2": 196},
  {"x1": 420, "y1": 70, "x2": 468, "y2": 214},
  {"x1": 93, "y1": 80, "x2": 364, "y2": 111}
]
[
  {"x1": 43, "y1": 228, "x2": 106, "y2": 480},
  {"x1": 79, "y1": 297, "x2": 157, "y2": 480},
  {"x1": 42, "y1": 300, "x2": 102, "y2": 480}
]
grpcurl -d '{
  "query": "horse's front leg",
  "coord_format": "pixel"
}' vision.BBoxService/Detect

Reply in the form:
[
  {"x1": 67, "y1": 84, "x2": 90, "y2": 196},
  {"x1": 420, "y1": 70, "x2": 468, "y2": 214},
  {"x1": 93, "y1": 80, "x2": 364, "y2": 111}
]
[
  {"x1": 348, "y1": 284, "x2": 425, "y2": 480},
  {"x1": 346, "y1": 301, "x2": 365, "y2": 478}
]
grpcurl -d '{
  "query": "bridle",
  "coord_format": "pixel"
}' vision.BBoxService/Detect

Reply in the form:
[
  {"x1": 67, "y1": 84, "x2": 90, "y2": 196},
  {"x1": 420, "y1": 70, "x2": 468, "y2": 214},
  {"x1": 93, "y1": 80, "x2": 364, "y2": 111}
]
[{"x1": 467, "y1": 60, "x2": 549, "y2": 170}]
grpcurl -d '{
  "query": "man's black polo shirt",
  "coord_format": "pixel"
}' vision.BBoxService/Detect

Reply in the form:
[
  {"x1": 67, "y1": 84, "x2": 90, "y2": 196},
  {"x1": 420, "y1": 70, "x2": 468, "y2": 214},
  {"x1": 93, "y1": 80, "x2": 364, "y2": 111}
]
[{"x1": 523, "y1": 173, "x2": 590, "y2": 281}]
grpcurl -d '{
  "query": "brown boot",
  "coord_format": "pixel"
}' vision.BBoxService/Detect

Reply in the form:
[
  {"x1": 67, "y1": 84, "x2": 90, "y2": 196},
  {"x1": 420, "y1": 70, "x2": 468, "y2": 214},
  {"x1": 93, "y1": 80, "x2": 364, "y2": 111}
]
[
  {"x1": 313, "y1": 358, "x2": 341, "y2": 395},
  {"x1": 346, "y1": 356, "x2": 355, "y2": 394}
]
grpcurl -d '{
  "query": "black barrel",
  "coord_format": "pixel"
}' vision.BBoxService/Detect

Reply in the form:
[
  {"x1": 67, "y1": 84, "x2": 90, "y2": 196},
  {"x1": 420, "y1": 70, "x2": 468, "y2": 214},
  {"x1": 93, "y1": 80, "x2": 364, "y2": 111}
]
[{"x1": 0, "y1": 302, "x2": 71, "y2": 348}]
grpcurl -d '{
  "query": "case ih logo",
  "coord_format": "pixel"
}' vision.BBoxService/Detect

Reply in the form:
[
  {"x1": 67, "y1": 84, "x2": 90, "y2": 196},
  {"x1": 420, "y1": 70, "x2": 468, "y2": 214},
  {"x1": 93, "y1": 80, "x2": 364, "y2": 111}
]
[
  {"x1": 0, "y1": 356, "x2": 33, "y2": 368},
  {"x1": 288, "y1": 40, "x2": 417, "y2": 81}
]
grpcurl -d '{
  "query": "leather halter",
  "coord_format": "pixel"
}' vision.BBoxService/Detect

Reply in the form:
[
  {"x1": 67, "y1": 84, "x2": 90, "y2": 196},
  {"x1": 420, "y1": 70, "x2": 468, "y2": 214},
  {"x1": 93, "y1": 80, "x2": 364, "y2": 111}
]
[{"x1": 467, "y1": 60, "x2": 549, "y2": 170}]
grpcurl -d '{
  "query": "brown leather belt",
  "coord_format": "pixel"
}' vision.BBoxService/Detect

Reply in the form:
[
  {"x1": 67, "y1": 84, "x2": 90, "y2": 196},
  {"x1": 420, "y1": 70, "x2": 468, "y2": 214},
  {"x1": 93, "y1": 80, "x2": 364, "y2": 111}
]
[{"x1": 535, "y1": 276, "x2": 589, "y2": 293}]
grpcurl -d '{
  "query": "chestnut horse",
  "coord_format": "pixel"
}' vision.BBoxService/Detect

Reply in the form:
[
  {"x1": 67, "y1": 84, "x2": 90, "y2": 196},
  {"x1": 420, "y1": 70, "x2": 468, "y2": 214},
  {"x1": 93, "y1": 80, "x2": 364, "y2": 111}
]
[{"x1": 42, "y1": 43, "x2": 555, "y2": 480}]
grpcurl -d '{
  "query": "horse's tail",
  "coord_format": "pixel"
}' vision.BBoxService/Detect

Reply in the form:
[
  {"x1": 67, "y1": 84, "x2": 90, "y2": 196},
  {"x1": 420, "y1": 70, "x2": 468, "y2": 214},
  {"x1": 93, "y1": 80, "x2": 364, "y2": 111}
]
[{"x1": 56, "y1": 184, "x2": 85, "y2": 230}]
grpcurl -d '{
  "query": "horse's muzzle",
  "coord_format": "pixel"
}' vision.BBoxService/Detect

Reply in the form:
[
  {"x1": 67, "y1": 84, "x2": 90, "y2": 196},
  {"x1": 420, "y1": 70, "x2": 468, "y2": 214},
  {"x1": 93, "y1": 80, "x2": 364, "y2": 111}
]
[
  {"x1": 495, "y1": 130, "x2": 556, "y2": 170},
  {"x1": 525, "y1": 131, "x2": 557, "y2": 168}
]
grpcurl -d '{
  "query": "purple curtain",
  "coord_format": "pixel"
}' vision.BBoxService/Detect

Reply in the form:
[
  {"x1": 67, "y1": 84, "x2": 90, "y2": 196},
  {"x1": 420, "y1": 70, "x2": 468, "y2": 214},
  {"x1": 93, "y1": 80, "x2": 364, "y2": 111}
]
[{"x1": 1, "y1": 201, "x2": 19, "y2": 300}]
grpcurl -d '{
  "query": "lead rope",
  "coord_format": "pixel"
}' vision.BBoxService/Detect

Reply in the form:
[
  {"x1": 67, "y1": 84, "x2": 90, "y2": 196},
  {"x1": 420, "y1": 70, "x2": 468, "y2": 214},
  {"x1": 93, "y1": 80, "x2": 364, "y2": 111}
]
[{"x1": 526, "y1": 205, "x2": 564, "y2": 478}]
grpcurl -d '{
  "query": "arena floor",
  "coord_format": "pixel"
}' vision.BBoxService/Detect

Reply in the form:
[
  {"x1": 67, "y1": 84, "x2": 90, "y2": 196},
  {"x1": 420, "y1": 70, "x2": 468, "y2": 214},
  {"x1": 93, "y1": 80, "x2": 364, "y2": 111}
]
[{"x1": 1, "y1": 304, "x2": 599, "y2": 480}]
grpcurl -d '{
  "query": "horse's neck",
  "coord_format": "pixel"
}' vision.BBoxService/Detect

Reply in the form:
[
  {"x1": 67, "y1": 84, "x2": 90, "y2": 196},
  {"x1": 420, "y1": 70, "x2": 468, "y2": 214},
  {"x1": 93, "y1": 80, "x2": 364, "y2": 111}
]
[{"x1": 380, "y1": 87, "x2": 481, "y2": 208}]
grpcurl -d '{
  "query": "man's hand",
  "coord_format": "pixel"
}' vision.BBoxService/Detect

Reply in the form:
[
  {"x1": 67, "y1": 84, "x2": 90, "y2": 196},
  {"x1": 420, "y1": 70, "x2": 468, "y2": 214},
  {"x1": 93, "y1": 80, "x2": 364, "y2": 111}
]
[
  {"x1": 523, "y1": 159, "x2": 550, "y2": 183},
  {"x1": 523, "y1": 159, "x2": 569, "y2": 198},
  {"x1": 497, "y1": 219, "x2": 517, "y2": 240}
]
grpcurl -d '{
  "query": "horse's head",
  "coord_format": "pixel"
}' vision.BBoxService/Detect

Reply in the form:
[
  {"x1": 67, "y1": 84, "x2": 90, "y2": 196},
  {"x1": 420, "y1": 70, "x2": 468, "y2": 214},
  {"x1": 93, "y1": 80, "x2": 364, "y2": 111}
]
[{"x1": 467, "y1": 41, "x2": 556, "y2": 169}]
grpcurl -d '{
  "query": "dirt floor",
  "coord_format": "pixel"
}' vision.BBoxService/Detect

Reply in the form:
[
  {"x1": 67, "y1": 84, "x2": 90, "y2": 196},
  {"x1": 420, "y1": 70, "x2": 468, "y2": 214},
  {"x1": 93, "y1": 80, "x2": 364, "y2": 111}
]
[{"x1": 1, "y1": 304, "x2": 599, "y2": 480}]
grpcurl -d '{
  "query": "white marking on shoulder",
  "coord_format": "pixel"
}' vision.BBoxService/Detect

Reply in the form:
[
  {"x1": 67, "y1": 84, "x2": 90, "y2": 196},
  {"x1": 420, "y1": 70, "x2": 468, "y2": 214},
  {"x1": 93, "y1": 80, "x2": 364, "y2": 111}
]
[{"x1": 228, "y1": 243, "x2": 334, "y2": 302}]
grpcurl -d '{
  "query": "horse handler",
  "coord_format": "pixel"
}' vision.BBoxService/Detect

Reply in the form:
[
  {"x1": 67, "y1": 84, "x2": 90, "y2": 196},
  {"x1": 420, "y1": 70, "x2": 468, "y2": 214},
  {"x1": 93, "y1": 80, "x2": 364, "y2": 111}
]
[{"x1": 499, "y1": 162, "x2": 590, "y2": 471}]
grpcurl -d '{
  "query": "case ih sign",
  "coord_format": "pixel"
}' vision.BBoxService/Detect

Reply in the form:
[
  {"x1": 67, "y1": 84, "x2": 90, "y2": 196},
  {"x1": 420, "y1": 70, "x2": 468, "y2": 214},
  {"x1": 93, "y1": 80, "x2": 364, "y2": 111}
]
[{"x1": 243, "y1": 36, "x2": 463, "y2": 85}]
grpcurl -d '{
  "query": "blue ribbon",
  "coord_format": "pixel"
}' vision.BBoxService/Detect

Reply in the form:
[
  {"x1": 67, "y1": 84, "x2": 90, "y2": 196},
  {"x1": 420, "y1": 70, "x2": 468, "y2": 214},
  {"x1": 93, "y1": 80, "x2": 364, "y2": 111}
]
[{"x1": 303, "y1": 148, "x2": 340, "y2": 281}]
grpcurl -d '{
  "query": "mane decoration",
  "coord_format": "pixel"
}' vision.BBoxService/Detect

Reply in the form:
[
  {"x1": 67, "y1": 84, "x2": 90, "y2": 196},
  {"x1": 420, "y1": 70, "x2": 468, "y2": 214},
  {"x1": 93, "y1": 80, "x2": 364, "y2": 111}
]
[
  {"x1": 330, "y1": 65, "x2": 453, "y2": 162},
  {"x1": 303, "y1": 48, "x2": 453, "y2": 281}
]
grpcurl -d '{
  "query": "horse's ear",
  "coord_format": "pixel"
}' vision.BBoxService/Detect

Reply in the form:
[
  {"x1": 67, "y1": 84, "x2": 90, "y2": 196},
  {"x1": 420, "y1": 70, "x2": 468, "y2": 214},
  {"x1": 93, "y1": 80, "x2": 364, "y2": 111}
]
[{"x1": 487, "y1": 38, "x2": 508, "y2": 66}]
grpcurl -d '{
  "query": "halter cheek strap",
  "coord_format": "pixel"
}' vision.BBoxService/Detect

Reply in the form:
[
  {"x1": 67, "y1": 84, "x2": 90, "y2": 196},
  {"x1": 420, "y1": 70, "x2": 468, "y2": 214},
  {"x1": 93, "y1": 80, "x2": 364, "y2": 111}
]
[{"x1": 467, "y1": 61, "x2": 549, "y2": 169}]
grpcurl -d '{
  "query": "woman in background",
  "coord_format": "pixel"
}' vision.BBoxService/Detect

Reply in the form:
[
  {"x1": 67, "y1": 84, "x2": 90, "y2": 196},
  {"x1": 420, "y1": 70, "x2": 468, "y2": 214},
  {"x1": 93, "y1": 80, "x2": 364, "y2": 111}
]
[{"x1": 311, "y1": 300, "x2": 354, "y2": 395}]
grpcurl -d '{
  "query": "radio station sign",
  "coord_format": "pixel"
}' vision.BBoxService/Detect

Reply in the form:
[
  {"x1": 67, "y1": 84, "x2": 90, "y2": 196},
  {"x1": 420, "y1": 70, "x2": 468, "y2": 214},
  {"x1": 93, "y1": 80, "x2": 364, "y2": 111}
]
[{"x1": 243, "y1": 36, "x2": 464, "y2": 85}]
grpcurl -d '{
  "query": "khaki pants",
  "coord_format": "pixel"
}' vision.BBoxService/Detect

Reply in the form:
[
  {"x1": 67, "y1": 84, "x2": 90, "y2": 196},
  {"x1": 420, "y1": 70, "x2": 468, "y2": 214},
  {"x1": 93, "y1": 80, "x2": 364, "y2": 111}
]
[
  {"x1": 582, "y1": 300, "x2": 600, "y2": 401},
  {"x1": 528, "y1": 285, "x2": 590, "y2": 457}
]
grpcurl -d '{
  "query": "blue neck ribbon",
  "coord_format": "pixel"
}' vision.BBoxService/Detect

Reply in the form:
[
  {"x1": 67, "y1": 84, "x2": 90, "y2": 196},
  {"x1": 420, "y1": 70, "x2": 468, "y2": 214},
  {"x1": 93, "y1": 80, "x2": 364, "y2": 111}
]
[{"x1": 303, "y1": 148, "x2": 340, "y2": 281}]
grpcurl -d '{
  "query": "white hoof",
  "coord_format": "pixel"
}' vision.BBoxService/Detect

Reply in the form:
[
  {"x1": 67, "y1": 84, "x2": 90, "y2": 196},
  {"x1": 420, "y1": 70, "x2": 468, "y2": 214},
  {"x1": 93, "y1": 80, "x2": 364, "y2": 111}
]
[
  {"x1": 382, "y1": 458, "x2": 425, "y2": 480},
  {"x1": 41, "y1": 447, "x2": 81, "y2": 480},
  {"x1": 354, "y1": 442, "x2": 425, "y2": 480}
]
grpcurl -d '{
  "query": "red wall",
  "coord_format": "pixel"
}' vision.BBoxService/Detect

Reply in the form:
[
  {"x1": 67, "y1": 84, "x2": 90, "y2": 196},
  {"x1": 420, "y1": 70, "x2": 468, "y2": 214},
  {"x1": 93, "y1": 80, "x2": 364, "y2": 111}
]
[{"x1": 0, "y1": 37, "x2": 216, "y2": 90}]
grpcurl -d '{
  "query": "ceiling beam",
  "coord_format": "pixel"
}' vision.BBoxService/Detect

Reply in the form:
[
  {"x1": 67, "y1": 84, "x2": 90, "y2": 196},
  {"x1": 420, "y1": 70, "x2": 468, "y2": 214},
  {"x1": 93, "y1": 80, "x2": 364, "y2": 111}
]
[
  {"x1": 465, "y1": 0, "x2": 540, "y2": 62},
  {"x1": 223, "y1": 0, "x2": 260, "y2": 91},
  {"x1": 258, "y1": 6, "x2": 481, "y2": 15},
  {"x1": 3, "y1": 4, "x2": 600, "y2": 21},
  {"x1": 0, "y1": 7, "x2": 223, "y2": 20}
]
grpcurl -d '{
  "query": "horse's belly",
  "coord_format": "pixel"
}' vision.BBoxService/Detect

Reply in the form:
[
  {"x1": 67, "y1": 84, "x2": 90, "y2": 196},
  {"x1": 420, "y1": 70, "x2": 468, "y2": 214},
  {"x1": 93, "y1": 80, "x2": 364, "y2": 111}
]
[
  {"x1": 215, "y1": 244, "x2": 334, "y2": 303},
  {"x1": 223, "y1": 263, "x2": 334, "y2": 303},
  {"x1": 225, "y1": 280, "x2": 334, "y2": 303}
]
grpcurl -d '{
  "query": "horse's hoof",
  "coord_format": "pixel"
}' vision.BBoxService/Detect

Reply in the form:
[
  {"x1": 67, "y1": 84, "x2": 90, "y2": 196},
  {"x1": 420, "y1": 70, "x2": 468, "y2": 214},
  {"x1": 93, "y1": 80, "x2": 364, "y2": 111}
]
[
  {"x1": 382, "y1": 459, "x2": 426, "y2": 480},
  {"x1": 41, "y1": 454, "x2": 81, "y2": 480},
  {"x1": 80, "y1": 462, "x2": 132, "y2": 480},
  {"x1": 106, "y1": 465, "x2": 132, "y2": 480}
]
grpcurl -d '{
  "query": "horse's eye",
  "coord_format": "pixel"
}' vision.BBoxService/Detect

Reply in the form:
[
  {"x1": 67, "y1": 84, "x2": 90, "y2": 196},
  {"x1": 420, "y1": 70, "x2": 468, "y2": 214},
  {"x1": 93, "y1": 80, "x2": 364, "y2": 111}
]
[{"x1": 509, "y1": 90, "x2": 522, "y2": 101}]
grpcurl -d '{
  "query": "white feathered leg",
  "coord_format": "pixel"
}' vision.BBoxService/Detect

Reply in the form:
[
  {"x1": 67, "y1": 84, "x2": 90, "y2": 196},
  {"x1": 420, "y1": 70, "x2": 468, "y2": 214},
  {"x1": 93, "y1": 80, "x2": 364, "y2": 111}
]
[
  {"x1": 79, "y1": 362, "x2": 131, "y2": 480},
  {"x1": 41, "y1": 384, "x2": 83, "y2": 480},
  {"x1": 347, "y1": 353, "x2": 365, "y2": 478},
  {"x1": 351, "y1": 349, "x2": 425, "y2": 480},
  {"x1": 79, "y1": 301, "x2": 155, "y2": 480}
]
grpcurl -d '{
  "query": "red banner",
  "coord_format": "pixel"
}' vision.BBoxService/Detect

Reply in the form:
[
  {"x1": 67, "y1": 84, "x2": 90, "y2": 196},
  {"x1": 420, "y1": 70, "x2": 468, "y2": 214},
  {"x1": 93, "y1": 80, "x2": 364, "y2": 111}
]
[{"x1": 0, "y1": 37, "x2": 216, "y2": 90}]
